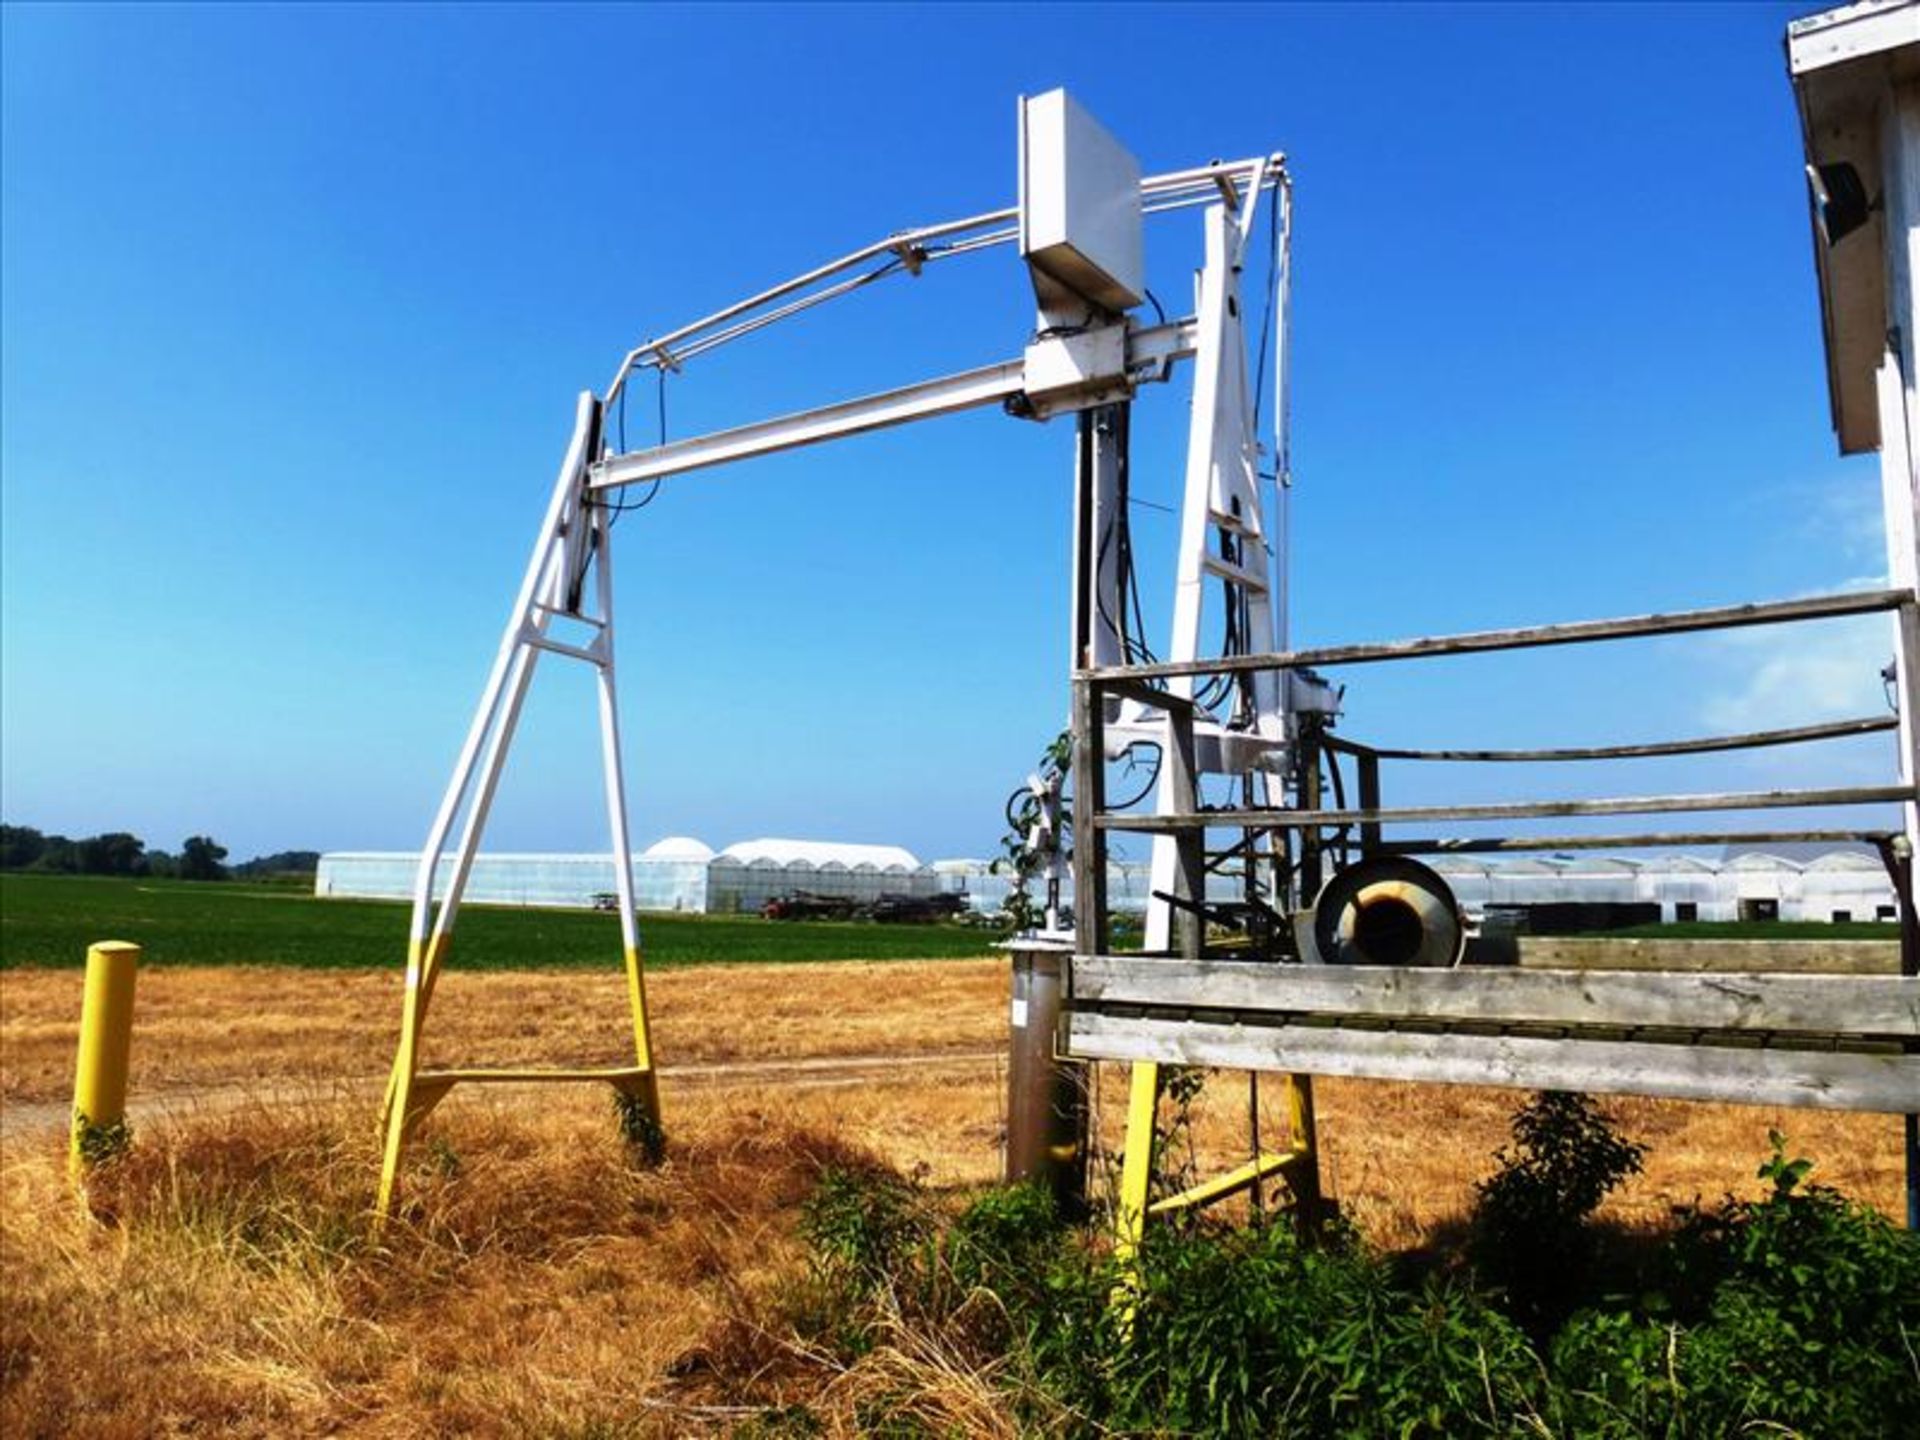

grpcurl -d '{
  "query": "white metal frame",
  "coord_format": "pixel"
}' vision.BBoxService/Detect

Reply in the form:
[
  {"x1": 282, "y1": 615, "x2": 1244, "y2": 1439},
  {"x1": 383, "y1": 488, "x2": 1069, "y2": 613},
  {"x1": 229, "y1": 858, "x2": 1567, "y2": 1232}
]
[{"x1": 375, "y1": 140, "x2": 1299, "y2": 1218}]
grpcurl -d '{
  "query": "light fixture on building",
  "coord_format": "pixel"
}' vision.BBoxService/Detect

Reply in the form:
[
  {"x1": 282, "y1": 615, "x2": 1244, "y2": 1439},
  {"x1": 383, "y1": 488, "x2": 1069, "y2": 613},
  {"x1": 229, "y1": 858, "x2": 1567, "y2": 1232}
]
[{"x1": 1805, "y1": 161, "x2": 1876, "y2": 247}]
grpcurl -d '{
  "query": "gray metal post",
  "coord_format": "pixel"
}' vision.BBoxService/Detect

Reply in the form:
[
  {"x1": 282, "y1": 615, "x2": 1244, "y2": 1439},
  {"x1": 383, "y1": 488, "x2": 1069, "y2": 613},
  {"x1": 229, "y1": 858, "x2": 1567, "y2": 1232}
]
[
  {"x1": 1004, "y1": 938, "x2": 1083, "y2": 1213},
  {"x1": 998, "y1": 407, "x2": 1123, "y2": 1213}
]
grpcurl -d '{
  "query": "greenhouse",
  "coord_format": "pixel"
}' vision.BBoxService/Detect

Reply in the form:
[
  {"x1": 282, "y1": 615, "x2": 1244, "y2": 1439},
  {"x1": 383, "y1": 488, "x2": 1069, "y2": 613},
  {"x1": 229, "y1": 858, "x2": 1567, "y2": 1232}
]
[
  {"x1": 316, "y1": 840, "x2": 1901, "y2": 924},
  {"x1": 315, "y1": 836, "x2": 943, "y2": 914}
]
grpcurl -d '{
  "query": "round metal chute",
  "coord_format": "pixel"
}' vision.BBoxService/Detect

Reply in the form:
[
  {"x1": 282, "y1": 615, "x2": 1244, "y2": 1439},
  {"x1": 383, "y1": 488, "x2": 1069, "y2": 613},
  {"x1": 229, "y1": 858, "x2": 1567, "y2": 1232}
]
[{"x1": 1308, "y1": 856, "x2": 1464, "y2": 967}]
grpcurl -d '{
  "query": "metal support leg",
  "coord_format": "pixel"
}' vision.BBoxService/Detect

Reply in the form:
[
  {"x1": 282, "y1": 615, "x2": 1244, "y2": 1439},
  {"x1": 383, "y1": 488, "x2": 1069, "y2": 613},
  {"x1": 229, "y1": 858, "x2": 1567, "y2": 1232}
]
[
  {"x1": 376, "y1": 393, "x2": 658, "y2": 1223},
  {"x1": 1116, "y1": 689, "x2": 1197, "y2": 1263},
  {"x1": 1114, "y1": 1058, "x2": 1161, "y2": 1267},
  {"x1": 1282, "y1": 1073, "x2": 1323, "y2": 1232},
  {"x1": 591, "y1": 516, "x2": 662, "y2": 1140}
]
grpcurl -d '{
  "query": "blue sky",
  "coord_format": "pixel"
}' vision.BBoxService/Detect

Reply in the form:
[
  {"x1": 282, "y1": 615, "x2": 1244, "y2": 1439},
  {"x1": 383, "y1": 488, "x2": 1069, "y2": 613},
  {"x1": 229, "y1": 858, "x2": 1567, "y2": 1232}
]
[{"x1": 1, "y1": 1, "x2": 1900, "y2": 863}]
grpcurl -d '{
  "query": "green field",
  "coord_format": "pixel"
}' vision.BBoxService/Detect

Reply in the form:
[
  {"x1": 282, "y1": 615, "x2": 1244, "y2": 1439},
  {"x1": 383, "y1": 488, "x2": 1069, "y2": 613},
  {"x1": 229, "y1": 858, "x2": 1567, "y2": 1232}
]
[
  {"x1": 0, "y1": 873, "x2": 998, "y2": 970},
  {"x1": 1594, "y1": 920, "x2": 1901, "y2": 941}
]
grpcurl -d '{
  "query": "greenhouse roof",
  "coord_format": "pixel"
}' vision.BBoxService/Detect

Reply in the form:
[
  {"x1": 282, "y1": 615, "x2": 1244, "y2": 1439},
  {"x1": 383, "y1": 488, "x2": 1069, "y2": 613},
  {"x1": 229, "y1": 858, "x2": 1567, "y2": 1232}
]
[
  {"x1": 719, "y1": 837, "x2": 923, "y2": 870},
  {"x1": 642, "y1": 835, "x2": 716, "y2": 861}
]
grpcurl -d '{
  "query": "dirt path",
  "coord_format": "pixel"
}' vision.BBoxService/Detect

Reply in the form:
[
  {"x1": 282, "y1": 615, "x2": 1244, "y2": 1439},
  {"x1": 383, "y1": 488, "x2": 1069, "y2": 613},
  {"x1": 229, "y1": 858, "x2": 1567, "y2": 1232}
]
[{"x1": 0, "y1": 1048, "x2": 1005, "y2": 1138}]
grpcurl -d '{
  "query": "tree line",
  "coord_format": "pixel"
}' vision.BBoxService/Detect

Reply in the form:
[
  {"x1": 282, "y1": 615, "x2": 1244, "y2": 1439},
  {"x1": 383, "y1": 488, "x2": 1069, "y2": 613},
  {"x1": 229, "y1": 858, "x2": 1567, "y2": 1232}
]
[{"x1": 0, "y1": 825, "x2": 319, "y2": 882}]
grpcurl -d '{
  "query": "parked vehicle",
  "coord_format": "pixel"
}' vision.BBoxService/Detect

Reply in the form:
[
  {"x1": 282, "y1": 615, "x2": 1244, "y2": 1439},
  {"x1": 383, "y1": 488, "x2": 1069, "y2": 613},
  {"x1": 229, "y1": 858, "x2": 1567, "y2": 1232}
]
[
  {"x1": 866, "y1": 892, "x2": 969, "y2": 924},
  {"x1": 761, "y1": 891, "x2": 859, "y2": 921}
]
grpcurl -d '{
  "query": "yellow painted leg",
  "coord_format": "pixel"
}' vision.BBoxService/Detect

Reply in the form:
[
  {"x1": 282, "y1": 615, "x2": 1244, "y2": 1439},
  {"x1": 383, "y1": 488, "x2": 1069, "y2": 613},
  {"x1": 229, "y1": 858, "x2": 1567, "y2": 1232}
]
[
  {"x1": 1281, "y1": 1072, "x2": 1323, "y2": 1229},
  {"x1": 375, "y1": 935, "x2": 446, "y2": 1224},
  {"x1": 1114, "y1": 1060, "x2": 1160, "y2": 1264},
  {"x1": 620, "y1": 943, "x2": 663, "y2": 1150}
]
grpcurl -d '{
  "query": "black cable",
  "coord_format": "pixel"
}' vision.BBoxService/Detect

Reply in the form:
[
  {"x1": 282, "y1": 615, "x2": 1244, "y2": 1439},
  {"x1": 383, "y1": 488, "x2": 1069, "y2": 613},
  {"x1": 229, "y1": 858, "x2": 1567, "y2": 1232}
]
[
  {"x1": 1108, "y1": 743, "x2": 1163, "y2": 810},
  {"x1": 593, "y1": 243, "x2": 943, "y2": 530},
  {"x1": 598, "y1": 367, "x2": 667, "y2": 521},
  {"x1": 1144, "y1": 288, "x2": 1167, "y2": 325},
  {"x1": 1115, "y1": 405, "x2": 1160, "y2": 668}
]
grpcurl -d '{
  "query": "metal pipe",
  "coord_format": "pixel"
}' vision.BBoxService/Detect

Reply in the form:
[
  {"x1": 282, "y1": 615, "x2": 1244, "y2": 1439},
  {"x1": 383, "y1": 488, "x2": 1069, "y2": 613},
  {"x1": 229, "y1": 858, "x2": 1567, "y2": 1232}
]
[
  {"x1": 1004, "y1": 940, "x2": 1082, "y2": 1213},
  {"x1": 602, "y1": 153, "x2": 1288, "y2": 403}
]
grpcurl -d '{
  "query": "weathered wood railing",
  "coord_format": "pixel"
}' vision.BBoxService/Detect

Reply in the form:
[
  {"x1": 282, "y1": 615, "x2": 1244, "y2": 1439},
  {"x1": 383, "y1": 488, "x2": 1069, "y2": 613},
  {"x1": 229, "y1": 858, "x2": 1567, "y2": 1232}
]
[
  {"x1": 1064, "y1": 585, "x2": 1920, "y2": 1225},
  {"x1": 1067, "y1": 957, "x2": 1920, "y2": 1111}
]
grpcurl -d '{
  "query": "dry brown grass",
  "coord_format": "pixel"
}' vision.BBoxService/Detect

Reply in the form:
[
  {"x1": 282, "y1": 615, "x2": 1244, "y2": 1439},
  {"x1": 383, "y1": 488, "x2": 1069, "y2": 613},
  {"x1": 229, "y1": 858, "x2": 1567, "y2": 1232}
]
[
  {"x1": 1, "y1": 960, "x2": 1009, "y2": 1105},
  {"x1": 1, "y1": 1084, "x2": 1015, "y2": 1438},
  {"x1": 1, "y1": 960, "x2": 1910, "y2": 1435}
]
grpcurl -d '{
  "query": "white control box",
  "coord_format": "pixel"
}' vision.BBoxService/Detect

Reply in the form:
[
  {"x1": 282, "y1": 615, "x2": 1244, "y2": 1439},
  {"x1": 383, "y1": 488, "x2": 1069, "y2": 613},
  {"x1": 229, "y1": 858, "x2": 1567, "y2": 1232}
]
[{"x1": 1018, "y1": 90, "x2": 1144, "y2": 315}]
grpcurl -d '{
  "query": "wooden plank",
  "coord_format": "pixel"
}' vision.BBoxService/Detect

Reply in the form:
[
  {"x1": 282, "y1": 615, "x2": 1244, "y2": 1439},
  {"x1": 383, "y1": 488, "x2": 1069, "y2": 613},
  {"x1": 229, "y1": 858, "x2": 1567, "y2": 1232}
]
[
  {"x1": 1066, "y1": 1012, "x2": 1920, "y2": 1113},
  {"x1": 1070, "y1": 957, "x2": 1920, "y2": 1037},
  {"x1": 1515, "y1": 937, "x2": 1898, "y2": 976},
  {"x1": 1377, "y1": 828, "x2": 1896, "y2": 855},
  {"x1": 1335, "y1": 715, "x2": 1899, "y2": 764},
  {"x1": 1081, "y1": 588, "x2": 1908, "y2": 684},
  {"x1": 1097, "y1": 784, "x2": 1916, "y2": 832}
]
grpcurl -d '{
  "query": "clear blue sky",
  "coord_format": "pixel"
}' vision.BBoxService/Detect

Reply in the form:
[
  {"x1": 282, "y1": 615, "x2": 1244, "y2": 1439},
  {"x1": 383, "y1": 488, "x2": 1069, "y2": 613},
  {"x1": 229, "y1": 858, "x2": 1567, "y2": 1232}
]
[{"x1": 2, "y1": 1, "x2": 1900, "y2": 863}]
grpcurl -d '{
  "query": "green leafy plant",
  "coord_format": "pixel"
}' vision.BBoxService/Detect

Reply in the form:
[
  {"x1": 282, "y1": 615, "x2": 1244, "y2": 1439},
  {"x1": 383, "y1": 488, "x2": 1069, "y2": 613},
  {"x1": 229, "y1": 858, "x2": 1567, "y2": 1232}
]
[
  {"x1": 612, "y1": 1088, "x2": 665, "y2": 1165},
  {"x1": 70, "y1": 1110, "x2": 132, "y2": 1168},
  {"x1": 774, "y1": 1130, "x2": 1916, "y2": 1439},
  {"x1": 799, "y1": 1165, "x2": 928, "y2": 1291},
  {"x1": 1469, "y1": 1091, "x2": 1645, "y2": 1327},
  {"x1": 1551, "y1": 1135, "x2": 1920, "y2": 1438},
  {"x1": 991, "y1": 731, "x2": 1070, "y2": 934}
]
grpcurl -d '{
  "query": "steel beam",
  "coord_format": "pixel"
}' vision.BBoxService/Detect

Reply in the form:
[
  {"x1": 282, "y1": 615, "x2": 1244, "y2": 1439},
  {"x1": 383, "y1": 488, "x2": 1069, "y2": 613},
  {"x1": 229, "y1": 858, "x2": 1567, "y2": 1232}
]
[{"x1": 591, "y1": 319, "x2": 1198, "y2": 487}]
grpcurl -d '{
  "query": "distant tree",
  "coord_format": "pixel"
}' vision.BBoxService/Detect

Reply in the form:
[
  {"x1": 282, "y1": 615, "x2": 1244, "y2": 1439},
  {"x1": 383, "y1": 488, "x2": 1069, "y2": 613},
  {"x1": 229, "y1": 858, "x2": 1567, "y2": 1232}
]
[
  {"x1": 29, "y1": 835, "x2": 79, "y2": 873},
  {"x1": 231, "y1": 849, "x2": 320, "y2": 879},
  {"x1": 146, "y1": 850, "x2": 179, "y2": 879},
  {"x1": 77, "y1": 832, "x2": 145, "y2": 876},
  {"x1": 0, "y1": 824, "x2": 47, "y2": 869},
  {"x1": 179, "y1": 835, "x2": 229, "y2": 882}
]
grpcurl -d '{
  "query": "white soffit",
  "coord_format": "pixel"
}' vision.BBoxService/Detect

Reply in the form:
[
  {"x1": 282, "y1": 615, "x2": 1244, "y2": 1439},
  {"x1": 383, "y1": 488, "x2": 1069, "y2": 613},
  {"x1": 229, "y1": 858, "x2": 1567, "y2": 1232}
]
[{"x1": 1789, "y1": 0, "x2": 1920, "y2": 453}]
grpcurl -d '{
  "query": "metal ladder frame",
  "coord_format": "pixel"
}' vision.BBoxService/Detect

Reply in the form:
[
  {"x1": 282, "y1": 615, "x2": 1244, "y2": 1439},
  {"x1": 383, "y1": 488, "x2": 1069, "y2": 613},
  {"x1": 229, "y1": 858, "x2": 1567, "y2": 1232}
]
[{"x1": 376, "y1": 392, "x2": 660, "y2": 1222}]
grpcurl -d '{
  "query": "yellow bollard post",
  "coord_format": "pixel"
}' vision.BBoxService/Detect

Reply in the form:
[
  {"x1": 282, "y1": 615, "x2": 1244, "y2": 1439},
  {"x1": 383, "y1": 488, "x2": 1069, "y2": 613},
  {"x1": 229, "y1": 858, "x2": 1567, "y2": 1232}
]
[{"x1": 70, "y1": 941, "x2": 140, "y2": 1178}]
